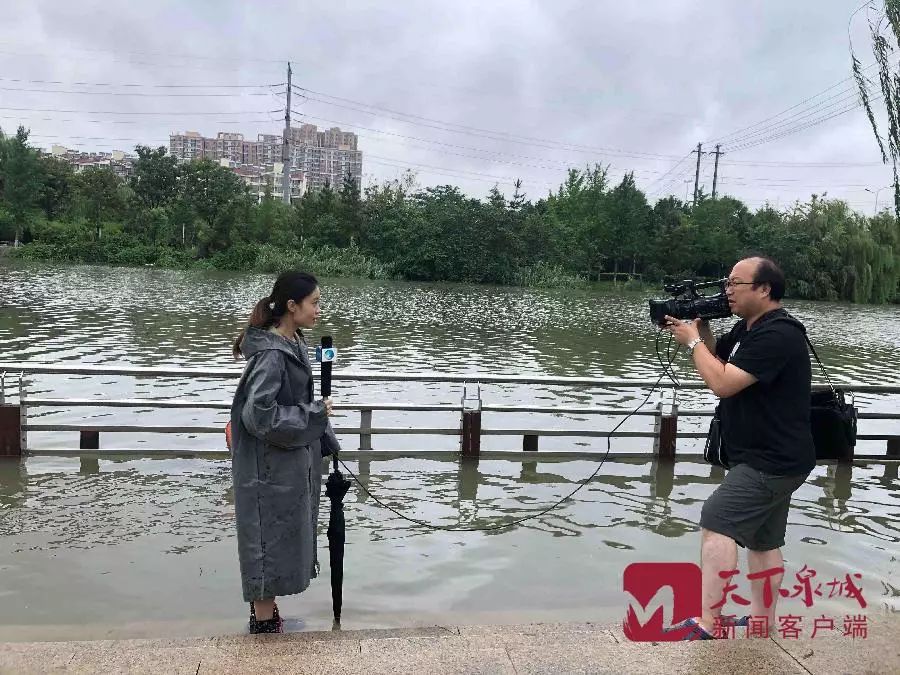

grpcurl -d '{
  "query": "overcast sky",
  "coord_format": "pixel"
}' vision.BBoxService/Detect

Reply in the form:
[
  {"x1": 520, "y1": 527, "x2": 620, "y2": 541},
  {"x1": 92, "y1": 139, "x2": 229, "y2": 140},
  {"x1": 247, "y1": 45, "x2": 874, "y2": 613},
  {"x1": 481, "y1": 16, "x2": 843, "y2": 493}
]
[{"x1": 0, "y1": 1, "x2": 894, "y2": 214}]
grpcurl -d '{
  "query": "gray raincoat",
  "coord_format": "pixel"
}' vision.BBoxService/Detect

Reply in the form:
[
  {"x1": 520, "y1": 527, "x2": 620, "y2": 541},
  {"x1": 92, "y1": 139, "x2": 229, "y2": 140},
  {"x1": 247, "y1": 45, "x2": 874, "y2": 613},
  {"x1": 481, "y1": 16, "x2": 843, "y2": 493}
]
[{"x1": 230, "y1": 326, "x2": 341, "y2": 602}]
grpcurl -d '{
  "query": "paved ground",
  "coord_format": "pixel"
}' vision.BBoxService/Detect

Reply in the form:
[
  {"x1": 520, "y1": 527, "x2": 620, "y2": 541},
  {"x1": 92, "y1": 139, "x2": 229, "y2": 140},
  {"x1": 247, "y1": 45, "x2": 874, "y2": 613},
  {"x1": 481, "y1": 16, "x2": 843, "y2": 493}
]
[{"x1": 1, "y1": 617, "x2": 898, "y2": 674}]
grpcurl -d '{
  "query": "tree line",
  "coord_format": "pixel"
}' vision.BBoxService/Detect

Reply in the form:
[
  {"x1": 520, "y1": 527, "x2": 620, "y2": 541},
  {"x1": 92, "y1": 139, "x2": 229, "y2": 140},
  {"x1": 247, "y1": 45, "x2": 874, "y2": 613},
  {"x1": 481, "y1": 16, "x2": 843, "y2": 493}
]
[{"x1": 2, "y1": 126, "x2": 898, "y2": 303}]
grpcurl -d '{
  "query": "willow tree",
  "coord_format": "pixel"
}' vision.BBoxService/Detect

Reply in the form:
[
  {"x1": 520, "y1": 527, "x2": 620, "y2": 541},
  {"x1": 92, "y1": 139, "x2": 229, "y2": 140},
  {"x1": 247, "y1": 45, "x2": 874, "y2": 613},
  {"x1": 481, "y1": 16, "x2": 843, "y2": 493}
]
[{"x1": 851, "y1": 1, "x2": 900, "y2": 216}]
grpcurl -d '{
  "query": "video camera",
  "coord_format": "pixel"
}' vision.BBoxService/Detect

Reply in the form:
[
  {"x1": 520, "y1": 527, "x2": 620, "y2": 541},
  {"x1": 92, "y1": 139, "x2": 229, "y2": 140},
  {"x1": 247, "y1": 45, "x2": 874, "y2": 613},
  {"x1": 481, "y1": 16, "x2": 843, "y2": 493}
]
[{"x1": 648, "y1": 279, "x2": 732, "y2": 326}]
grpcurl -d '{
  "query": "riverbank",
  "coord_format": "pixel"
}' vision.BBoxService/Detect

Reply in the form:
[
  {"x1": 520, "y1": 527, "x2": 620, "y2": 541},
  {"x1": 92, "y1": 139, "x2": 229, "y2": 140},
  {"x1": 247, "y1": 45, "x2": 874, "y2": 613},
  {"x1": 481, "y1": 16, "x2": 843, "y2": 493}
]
[
  {"x1": 2, "y1": 618, "x2": 898, "y2": 674},
  {"x1": 3, "y1": 244, "x2": 637, "y2": 290},
  {"x1": 9, "y1": 241, "x2": 900, "y2": 300}
]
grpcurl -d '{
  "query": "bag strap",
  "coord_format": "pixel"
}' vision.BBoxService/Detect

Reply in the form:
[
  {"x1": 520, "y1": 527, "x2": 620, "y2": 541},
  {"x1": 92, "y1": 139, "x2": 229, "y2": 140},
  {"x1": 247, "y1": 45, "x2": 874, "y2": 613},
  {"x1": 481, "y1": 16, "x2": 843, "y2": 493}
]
[
  {"x1": 803, "y1": 334, "x2": 837, "y2": 396},
  {"x1": 773, "y1": 313, "x2": 837, "y2": 396}
]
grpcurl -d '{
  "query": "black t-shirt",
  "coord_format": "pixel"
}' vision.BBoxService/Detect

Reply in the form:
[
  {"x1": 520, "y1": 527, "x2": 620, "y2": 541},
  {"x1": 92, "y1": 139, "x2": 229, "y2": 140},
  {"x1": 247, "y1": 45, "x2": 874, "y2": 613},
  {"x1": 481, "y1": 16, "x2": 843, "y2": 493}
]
[{"x1": 714, "y1": 308, "x2": 816, "y2": 476}]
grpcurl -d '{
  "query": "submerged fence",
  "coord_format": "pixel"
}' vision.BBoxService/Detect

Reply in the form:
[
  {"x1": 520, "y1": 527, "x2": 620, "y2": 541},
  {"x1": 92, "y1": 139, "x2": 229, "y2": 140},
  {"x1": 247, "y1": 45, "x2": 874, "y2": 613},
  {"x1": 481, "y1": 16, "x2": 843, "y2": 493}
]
[{"x1": 1, "y1": 362, "x2": 898, "y2": 463}]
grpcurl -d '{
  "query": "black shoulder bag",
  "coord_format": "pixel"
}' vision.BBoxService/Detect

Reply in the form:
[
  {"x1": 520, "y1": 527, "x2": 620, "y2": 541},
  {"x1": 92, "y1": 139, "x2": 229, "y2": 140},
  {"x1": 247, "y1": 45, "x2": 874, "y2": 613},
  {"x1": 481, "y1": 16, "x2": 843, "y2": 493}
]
[
  {"x1": 703, "y1": 404, "x2": 729, "y2": 469},
  {"x1": 805, "y1": 336, "x2": 858, "y2": 460}
]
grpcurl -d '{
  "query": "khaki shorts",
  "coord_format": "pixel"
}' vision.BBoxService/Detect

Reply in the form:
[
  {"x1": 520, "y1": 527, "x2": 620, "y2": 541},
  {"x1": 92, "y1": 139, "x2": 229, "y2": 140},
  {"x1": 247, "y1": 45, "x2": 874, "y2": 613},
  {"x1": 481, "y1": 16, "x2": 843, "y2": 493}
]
[{"x1": 700, "y1": 463, "x2": 809, "y2": 551}]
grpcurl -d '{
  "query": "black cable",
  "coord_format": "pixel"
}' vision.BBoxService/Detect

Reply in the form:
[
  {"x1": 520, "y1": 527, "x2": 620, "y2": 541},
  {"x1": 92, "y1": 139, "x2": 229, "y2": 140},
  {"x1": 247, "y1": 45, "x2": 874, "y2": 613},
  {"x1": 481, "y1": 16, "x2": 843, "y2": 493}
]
[
  {"x1": 655, "y1": 329, "x2": 682, "y2": 388},
  {"x1": 332, "y1": 359, "x2": 675, "y2": 533}
]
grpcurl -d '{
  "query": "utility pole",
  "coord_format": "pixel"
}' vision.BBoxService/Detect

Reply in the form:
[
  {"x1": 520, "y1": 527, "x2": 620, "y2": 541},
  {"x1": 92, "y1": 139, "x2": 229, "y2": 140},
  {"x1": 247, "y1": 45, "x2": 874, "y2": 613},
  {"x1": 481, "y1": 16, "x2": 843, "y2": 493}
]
[
  {"x1": 281, "y1": 62, "x2": 292, "y2": 205},
  {"x1": 692, "y1": 142, "x2": 703, "y2": 208},
  {"x1": 711, "y1": 144, "x2": 724, "y2": 199}
]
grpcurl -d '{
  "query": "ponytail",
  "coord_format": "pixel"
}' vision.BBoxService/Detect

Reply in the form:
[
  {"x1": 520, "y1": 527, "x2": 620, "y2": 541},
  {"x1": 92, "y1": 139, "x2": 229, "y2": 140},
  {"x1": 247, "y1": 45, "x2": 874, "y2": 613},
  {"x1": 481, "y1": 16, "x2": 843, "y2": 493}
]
[{"x1": 232, "y1": 296, "x2": 276, "y2": 358}]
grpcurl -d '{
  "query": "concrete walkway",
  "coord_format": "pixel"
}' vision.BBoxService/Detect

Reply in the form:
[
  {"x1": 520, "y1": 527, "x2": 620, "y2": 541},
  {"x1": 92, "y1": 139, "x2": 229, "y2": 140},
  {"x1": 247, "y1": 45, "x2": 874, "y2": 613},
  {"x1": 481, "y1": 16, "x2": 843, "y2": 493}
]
[{"x1": 2, "y1": 618, "x2": 898, "y2": 674}]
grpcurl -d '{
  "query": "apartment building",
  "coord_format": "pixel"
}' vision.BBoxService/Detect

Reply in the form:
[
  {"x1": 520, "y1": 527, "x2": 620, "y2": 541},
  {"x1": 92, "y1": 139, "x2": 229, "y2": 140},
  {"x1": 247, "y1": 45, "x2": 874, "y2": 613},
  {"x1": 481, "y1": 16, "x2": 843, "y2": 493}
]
[
  {"x1": 47, "y1": 145, "x2": 136, "y2": 180},
  {"x1": 168, "y1": 124, "x2": 361, "y2": 197},
  {"x1": 168, "y1": 131, "x2": 207, "y2": 162},
  {"x1": 228, "y1": 160, "x2": 306, "y2": 203}
]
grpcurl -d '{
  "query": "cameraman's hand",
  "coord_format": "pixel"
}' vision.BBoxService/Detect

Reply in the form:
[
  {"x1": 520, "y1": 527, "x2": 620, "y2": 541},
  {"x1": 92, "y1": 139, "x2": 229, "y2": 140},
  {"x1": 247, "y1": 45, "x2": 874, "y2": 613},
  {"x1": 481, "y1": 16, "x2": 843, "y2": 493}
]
[
  {"x1": 323, "y1": 397, "x2": 333, "y2": 417},
  {"x1": 663, "y1": 315, "x2": 701, "y2": 347}
]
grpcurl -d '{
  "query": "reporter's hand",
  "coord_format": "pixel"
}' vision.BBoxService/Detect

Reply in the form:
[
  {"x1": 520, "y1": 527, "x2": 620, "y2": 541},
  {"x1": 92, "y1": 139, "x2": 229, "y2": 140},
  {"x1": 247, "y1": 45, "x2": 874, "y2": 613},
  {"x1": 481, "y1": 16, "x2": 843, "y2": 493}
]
[
  {"x1": 663, "y1": 315, "x2": 701, "y2": 347},
  {"x1": 323, "y1": 397, "x2": 333, "y2": 417}
]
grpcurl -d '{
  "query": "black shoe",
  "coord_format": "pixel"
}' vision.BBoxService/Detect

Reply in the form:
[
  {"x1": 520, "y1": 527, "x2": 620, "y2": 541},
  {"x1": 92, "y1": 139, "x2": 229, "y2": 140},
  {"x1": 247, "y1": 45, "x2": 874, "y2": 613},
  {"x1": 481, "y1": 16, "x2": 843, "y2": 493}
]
[{"x1": 249, "y1": 602, "x2": 283, "y2": 634}]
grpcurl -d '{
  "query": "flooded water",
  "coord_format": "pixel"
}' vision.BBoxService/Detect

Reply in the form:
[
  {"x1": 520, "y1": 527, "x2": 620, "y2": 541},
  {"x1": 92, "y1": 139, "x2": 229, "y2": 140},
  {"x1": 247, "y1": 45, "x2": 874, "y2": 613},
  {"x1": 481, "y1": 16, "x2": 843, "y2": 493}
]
[{"x1": 0, "y1": 261, "x2": 898, "y2": 639}]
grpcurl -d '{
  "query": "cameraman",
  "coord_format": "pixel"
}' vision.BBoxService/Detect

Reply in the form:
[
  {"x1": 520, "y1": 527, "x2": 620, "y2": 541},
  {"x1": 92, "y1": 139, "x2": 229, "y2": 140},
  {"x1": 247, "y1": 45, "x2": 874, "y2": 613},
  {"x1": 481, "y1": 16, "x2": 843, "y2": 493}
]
[{"x1": 665, "y1": 256, "x2": 815, "y2": 640}]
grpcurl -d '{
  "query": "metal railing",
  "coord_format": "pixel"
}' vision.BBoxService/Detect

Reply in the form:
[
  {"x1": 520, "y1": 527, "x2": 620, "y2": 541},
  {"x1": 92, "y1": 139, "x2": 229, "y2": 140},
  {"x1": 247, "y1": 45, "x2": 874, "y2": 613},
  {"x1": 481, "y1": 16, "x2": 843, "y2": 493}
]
[{"x1": 1, "y1": 362, "x2": 899, "y2": 462}]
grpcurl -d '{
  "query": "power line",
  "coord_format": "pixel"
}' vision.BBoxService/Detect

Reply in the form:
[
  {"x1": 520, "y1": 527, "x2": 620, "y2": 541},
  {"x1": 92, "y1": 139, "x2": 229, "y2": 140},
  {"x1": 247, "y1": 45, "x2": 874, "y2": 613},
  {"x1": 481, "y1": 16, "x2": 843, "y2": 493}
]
[
  {"x1": 291, "y1": 108, "x2": 671, "y2": 178},
  {"x1": 646, "y1": 155, "x2": 696, "y2": 198},
  {"x1": 27, "y1": 133, "x2": 167, "y2": 143},
  {"x1": 0, "y1": 43, "x2": 286, "y2": 65},
  {"x1": 0, "y1": 76, "x2": 283, "y2": 89},
  {"x1": 706, "y1": 60, "x2": 877, "y2": 146},
  {"x1": 293, "y1": 99, "x2": 882, "y2": 172},
  {"x1": 367, "y1": 153, "x2": 557, "y2": 186},
  {"x1": 292, "y1": 85, "x2": 683, "y2": 161},
  {"x1": 0, "y1": 105, "x2": 282, "y2": 116},
  {"x1": 0, "y1": 114, "x2": 279, "y2": 126},
  {"x1": 0, "y1": 86, "x2": 279, "y2": 97},
  {"x1": 651, "y1": 166, "x2": 697, "y2": 201},
  {"x1": 0, "y1": 50, "x2": 282, "y2": 74},
  {"x1": 718, "y1": 179, "x2": 876, "y2": 188},
  {"x1": 714, "y1": 84, "x2": 863, "y2": 146},
  {"x1": 727, "y1": 98, "x2": 874, "y2": 153},
  {"x1": 721, "y1": 159, "x2": 882, "y2": 168},
  {"x1": 293, "y1": 82, "x2": 879, "y2": 173},
  {"x1": 721, "y1": 87, "x2": 865, "y2": 147},
  {"x1": 367, "y1": 159, "x2": 555, "y2": 190}
]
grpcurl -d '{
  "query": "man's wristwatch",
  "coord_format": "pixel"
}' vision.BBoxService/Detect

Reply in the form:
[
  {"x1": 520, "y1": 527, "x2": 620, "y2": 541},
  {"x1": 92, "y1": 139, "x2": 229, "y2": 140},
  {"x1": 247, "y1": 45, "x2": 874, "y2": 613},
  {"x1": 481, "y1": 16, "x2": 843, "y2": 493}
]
[{"x1": 686, "y1": 337, "x2": 703, "y2": 353}]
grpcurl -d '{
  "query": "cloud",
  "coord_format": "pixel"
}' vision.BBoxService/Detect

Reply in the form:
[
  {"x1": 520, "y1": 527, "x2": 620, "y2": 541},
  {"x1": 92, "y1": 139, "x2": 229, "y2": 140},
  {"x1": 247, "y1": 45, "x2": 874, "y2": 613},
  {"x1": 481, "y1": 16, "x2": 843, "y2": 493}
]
[{"x1": 0, "y1": 1, "x2": 892, "y2": 212}]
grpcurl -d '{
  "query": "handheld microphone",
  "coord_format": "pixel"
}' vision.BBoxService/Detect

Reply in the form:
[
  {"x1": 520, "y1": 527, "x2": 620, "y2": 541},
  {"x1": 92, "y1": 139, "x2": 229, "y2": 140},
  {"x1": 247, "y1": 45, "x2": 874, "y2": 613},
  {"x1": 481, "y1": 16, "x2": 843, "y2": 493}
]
[{"x1": 319, "y1": 335, "x2": 334, "y2": 398}]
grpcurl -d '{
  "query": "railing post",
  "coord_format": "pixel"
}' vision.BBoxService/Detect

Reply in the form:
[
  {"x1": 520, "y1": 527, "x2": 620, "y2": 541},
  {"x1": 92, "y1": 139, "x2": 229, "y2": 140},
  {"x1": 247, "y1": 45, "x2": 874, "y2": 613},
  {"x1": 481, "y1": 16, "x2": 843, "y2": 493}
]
[
  {"x1": 886, "y1": 437, "x2": 900, "y2": 480},
  {"x1": 18, "y1": 372, "x2": 26, "y2": 454},
  {"x1": 460, "y1": 384, "x2": 482, "y2": 458},
  {"x1": 359, "y1": 410, "x2": 372, "y2": 451},
  {"x1": 653, "y1": 399, "x2": 678, "y2": 460},
  {"x1": 887, "y1": 436, "x2": 900, "y2": 459},
  {"x1": 0, "y1": 404, "x2": 21, "y2": 457},
  {"x1": 1, "y1": 372, "x2": 20, "y2": 457},
  {"x1": 80, "y1": 430, "x2": 99, "y2": 450}
]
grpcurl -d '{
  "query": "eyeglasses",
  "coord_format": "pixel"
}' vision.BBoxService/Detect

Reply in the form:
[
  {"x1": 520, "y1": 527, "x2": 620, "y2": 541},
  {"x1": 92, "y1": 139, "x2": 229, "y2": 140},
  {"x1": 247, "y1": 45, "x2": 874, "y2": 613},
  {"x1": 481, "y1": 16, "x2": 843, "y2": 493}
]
[{"x1": 723, "y1": 279, "x2": 756, "y2": 289}]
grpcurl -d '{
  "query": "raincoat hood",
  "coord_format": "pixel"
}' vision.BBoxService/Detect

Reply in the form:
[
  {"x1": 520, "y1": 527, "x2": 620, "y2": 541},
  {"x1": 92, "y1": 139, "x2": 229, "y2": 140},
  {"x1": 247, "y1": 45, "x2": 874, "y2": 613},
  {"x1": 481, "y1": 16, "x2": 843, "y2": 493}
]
[{"x1": 240, "y1": 326, "x2": 307, "y2": 365}]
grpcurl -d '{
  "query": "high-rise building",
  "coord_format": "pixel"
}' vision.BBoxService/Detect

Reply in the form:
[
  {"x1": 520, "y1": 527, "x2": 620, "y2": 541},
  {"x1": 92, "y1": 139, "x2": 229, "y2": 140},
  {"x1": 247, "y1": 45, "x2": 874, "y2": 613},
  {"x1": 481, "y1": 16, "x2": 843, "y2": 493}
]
[
  {"x1": 168, "y1": 124, "x2": 362, "y2": 198},
  {"x1": 215, "y1": 132, "x2": 245, "y2": 164},
  {"x1": 168, "y1": 131, "x2": 208, "y2": 162}
]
